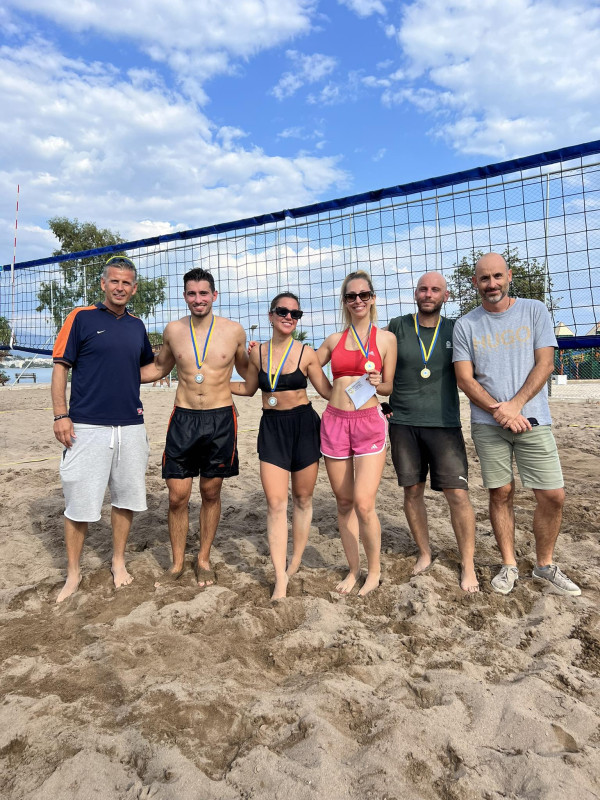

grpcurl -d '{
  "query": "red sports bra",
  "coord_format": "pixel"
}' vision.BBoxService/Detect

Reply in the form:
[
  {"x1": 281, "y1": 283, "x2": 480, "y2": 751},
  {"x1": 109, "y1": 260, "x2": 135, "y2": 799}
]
[{"x1": 331, "y1": 326, "x2": 383, "y2": 380}]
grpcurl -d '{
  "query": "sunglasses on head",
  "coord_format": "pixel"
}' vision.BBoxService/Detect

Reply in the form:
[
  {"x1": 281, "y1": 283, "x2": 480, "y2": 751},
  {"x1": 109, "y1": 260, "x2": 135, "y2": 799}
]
[
  {"x1": 272, "y1": 306, "x2": 303, "y2": 320},
  {"x1": 344, "y1": 290, "x2": 373, "y2": 303}
]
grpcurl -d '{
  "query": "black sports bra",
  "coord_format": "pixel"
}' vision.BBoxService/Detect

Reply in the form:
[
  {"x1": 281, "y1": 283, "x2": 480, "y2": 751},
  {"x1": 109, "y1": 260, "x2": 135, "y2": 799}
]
[{"x1": 258, "y1": 343, "x2": 308, "y2": 393}]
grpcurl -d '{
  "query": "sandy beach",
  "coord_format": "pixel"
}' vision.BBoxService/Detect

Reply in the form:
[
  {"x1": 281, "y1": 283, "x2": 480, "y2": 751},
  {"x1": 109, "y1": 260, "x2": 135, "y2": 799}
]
[{"x1": 0, "y1": 384, "x2": 599, "y2": 800}]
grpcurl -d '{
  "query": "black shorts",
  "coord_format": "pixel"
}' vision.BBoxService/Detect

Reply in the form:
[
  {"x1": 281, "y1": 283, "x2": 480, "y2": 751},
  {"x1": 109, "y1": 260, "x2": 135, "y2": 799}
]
[
  {"x1": 162, "y1": 406, "x2": 239, "y2": 480},
  {"x1": 389, "y1": 424, "x2": 469, "y2": 491},
  {"x1": 258, "y1": 403, "x2": 321, "y2": 472}
]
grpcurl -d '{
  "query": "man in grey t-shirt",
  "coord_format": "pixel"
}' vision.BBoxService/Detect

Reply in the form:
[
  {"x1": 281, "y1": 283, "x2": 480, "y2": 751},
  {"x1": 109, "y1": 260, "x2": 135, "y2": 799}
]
[{"x1": 453, "y1": 252, "x2": 580, "y2": 597}]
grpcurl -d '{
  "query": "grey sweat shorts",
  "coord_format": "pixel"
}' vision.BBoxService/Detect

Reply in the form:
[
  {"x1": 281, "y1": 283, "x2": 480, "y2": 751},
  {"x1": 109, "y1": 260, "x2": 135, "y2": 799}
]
[{"x1": 60, "y1": 423, "x2": 150, "y2": 522}]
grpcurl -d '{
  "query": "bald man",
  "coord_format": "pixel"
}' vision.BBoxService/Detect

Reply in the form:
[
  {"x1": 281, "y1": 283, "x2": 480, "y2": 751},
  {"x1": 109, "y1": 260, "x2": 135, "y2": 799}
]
[
  {"x1": 386, "y1": 272, "x2": 478, "y2": 593},
  {"x1": 453, "y1": 252, "x2": 580, "y2": 597}
]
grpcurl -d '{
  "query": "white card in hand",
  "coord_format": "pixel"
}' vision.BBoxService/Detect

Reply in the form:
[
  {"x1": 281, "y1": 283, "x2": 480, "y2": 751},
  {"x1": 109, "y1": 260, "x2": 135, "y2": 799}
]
[{"x1": 344, "y1": 373, "x2": 376, "y2": 409}]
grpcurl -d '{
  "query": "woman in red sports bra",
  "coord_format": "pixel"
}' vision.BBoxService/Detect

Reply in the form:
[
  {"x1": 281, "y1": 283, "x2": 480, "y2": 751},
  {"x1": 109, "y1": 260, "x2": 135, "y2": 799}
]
[
  {"x1": 231, "y1": 292, "x2": 332, "y2": 600},
  {"x1": 317, "y1": 270, "x2": 397, "y2": 597}
]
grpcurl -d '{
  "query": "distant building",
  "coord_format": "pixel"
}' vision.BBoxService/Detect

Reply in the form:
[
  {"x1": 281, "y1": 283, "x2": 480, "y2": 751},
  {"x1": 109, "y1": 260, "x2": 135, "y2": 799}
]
[
  {"x1": 585, "y1": 321, "x2": 600, "y2": 336},
  {"x1": 554, "y1": 321, "x2": 575, "y2": 337}
]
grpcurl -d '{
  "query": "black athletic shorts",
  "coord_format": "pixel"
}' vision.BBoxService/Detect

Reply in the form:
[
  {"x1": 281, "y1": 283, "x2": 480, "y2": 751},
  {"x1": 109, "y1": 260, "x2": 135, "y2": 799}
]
[
  {"x1": 258, "y1": 403, "x2": 321, "y2": 472},
  {"x1": 162, "y1": 405, "x2": 239, "y2": 480},
  {"x1": 388, "y1": 424, "x2": 469, "y2": 491}
]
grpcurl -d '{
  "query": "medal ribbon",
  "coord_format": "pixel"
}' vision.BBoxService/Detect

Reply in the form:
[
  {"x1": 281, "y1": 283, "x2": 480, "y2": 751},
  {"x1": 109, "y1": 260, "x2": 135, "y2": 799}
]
[
  {"x1": 268, "y1": 337, "x2": 294, "y2": 392},
  {"x1": 413, "y1": 314, "x2": 441, "y2": 368},
  {"x1": 190, "y1": 314, "x2": 215, "y2": 369},
  {"x1": 349, "y1": 322, "x2": 372, "y2": 360}
]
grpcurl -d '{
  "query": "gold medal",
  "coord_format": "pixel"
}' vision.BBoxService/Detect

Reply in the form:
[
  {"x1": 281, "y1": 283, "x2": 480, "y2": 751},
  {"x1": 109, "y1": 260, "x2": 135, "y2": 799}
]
[
  {"x1": 414, "y1": 314, "x2": 440, "y2": 384},
  {"x1": 364, "y1": 360, "x2": 375, "y2": 372}
]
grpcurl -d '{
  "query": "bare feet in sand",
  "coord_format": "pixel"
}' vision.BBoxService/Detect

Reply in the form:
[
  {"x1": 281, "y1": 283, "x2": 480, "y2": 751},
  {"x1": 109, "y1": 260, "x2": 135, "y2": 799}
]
[
  {"x1": 358, "y1": 571, "x2": 381, "y2": 597},
  {"x1": 460, "y1": 564, "x2": 480, "y2": 593},
  {"x1": 271, "y1": 573, "x2": 289, "y2": 601},
  {"x1": 411, "y1": 553, "x2": 433, "y2": 576},
  {"x1": 56, "y1": 571, "x2": 81, "y2": 603},
  {"x1": 154, "y1": 564, "x2": 185, "y2": 588},
  {"x1": 194, "y1": 559, "x2": 216, "y2": 588},
  {"x1": 335, "y1": 570, "x2": 360, "y2": 595},
  {"x1": 111, "y1": 559, "x2": 134, "y2": 589}
]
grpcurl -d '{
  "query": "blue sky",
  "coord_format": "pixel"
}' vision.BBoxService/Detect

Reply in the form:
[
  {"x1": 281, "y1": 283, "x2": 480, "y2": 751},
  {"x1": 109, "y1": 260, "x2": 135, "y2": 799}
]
[{"x1": 1, "y1": 0, "x2": 600, "y2": 265}]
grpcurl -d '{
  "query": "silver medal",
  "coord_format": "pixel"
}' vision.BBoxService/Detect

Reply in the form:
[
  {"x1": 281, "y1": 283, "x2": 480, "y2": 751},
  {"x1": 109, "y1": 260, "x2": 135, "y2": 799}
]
[
  {"x1": 195, "y1": 373, "x2": 205, "y2": 384},
  {"x1": 268, "y1": 395, "x2": 278, "y2": 407}
]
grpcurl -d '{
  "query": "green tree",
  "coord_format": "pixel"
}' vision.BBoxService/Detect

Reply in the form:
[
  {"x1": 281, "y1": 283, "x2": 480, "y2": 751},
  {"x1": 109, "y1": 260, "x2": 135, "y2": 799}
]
[
  {"x1": 447, "y1": 247, "x2": 557, "y2": 317},
  {"x1": 0, "y1": 315, "x2": 13, "y2": 348},
  {"x1": 36, "y1": 217, "x2": 166, "y2": 331},
  {"x1": 292, "y1": 329, "x2": 313, "y2": 347}
]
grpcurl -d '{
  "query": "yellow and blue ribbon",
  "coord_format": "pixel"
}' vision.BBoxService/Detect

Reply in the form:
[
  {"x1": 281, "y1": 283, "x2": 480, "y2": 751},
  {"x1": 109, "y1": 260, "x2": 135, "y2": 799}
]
[
  {"x1": 349, "y1": 322, "x2": 372, "y2": 360},
  {"x1": 268, "y1": 337, "x2": 294, "y2": 392},
  {"x1": 413, "y1": 313, "x2": 441, "y2": 368},
  {"x1": 190, "y1": 314, "x2": 215, "y2": 369}
]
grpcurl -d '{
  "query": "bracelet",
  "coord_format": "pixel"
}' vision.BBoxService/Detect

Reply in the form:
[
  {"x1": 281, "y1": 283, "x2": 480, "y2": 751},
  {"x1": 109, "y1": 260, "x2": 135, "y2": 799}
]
[{"x1": 53, "y1": 414, "x2": 70, "y2": 421}]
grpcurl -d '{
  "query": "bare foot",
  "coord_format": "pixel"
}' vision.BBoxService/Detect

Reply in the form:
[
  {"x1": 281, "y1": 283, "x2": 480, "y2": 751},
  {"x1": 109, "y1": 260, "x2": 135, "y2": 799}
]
[
  {"x1": 195, "y1": 559, "x2": 216, "y2": 588},
  {"x1": 111, "y1": 560, "x2": 134, "y2": 589},
  {"x1": 460, "y1": 564, "x2": 479, "y2": 593},
  {"x1": 358, "y1": 571, "x2": 381, "y2": 597},
  {"x1": 335, "y1": 571, "x2": 360, "y2": 595},
  {"x1": 411, "y1": 553, "x2": 433, "y2": 576},
  {"x1": 271, "y1": 574, "x2": 289, "y2": 601},
  {"x1": 56, "y1": 571, "x2": 81, "y2": 603},
  {"x1": 154, "y1": 564, "x2": 185, "y2": 588}
]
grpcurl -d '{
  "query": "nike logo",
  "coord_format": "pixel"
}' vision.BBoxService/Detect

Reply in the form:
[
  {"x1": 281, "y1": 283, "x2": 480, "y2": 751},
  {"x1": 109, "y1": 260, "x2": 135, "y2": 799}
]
[{"x1": 97, "y1": 330, "x2": 106, "y2": 334}]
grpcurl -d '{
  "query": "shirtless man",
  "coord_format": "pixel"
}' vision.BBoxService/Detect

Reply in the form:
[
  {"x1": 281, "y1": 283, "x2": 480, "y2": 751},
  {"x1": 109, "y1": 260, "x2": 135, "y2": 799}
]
[{"x1": 141, "y1": 267, "x2": 248, "y2": 587}]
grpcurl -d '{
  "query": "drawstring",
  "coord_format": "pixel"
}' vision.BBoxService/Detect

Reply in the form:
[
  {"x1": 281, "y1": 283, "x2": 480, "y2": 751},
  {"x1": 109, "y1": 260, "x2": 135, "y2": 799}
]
[{"x1": 109, "y1": 426, "x2": 122, "y2": 461}]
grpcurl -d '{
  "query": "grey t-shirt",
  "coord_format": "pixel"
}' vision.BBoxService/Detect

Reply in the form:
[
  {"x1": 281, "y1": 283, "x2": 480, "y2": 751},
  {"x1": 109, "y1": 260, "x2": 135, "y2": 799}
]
[{"x1": 452, "y1": 298, "x2": 557, "y2": 426}]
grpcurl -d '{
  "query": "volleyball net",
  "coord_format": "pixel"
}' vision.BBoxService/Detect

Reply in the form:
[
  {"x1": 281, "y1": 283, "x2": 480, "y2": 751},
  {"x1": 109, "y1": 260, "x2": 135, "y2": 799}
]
[{"x1": 2, "y1": 141, "x2": 599, "y2": 377}]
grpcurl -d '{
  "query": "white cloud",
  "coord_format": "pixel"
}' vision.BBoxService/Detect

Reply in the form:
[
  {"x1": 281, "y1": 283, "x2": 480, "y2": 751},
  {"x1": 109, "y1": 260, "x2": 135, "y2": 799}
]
[
  {"x1": 272, "y1": 50, "x2": 337, "y2": 99},
  {"x1": 0, "y1": 39, "x2": 349, "y2": 263},
  {"x1": 3, "y1": 0, "x2": 317, "y2": 99},
  {"x1": 337, "y1": 0, "x2": 388, "y2": 17},
  {"x1": 383, "y1": 0, "x2": 600, "y2": 157}
]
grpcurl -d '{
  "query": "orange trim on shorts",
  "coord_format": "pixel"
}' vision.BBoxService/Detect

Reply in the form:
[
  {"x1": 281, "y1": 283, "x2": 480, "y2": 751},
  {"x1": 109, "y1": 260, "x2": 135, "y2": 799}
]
[
  {"x1": 230, "y1": 405, "x2": 238, "y2": 466},
  {"x1": 52, "y1": 305, "x2": 97, "y2": 358}
]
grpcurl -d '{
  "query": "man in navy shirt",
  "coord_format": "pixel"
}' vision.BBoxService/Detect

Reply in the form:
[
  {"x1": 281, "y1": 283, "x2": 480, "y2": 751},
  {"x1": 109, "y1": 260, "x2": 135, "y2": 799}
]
[{"x1": 51, "y1": 256, "x2": 154, "y2": 602}]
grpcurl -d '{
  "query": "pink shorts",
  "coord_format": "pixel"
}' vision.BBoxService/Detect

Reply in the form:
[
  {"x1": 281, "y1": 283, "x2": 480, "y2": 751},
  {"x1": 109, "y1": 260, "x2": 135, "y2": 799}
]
[{"x1": 320, "y1": 404, "x2": 388, "y2": 459}]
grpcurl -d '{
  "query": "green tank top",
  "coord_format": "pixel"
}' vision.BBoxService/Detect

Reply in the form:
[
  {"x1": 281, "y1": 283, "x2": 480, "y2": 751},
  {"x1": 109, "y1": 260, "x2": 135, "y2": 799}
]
[{"x1": 387, "y1": 314, "x2": 460, "y2": 427}]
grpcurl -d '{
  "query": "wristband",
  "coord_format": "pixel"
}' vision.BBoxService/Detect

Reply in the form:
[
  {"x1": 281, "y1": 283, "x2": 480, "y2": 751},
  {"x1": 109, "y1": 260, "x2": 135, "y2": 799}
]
[{"x1": 53, "y1": 414, "x2": 70, "y2": 421}]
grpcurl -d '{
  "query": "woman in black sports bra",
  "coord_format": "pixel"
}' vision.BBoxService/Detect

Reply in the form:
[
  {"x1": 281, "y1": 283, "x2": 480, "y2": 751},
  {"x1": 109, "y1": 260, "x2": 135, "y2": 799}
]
[{"x1": 231, "y1": 292, "x2": 331, "y2": 600}]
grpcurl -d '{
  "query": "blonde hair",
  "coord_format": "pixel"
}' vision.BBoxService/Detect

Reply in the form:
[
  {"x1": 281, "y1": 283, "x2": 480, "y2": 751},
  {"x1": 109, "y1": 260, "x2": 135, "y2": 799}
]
[{"x1": 340, "y1": 270, "x2": 377, "y2": 327}]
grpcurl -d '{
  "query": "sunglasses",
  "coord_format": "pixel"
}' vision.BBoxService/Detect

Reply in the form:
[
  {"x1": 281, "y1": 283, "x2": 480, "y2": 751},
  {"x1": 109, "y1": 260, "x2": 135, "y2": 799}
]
[
  {"x1": 344, "y1": 290, "x2": 373, "y2": 303},
  {"x1": 105, "y1": 255, "x2": 135, "y2": 269},
  {"x1": 272, "y1": 306, "x2": 303, "y2": 320}
]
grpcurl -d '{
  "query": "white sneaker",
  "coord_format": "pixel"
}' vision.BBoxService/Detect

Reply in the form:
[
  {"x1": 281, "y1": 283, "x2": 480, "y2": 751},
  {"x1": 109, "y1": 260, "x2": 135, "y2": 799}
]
[
  {"x1": 532, "y1": 565, "x2": 581, "y2": 596},
  {"x1": 491, "y1": 565, "x2": 519, "y2": 595}
]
